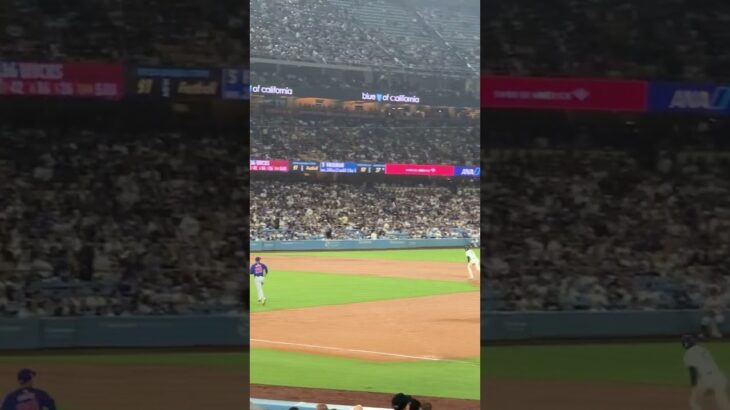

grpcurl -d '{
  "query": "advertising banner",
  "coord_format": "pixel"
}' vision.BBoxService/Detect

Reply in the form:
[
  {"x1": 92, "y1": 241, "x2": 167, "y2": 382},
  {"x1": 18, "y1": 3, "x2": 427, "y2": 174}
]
[
  {"x1": 361, "y1": 91, "x2": 420, "y2": 104},
  {"x1": 129, "y1": 66, "x2": 219, "y2": 99},
  {"x1": 319, "y1": 161, "x2": 358, "y2": 173},
  {"x1": 648, "y1": 82, "x2": 730, "y2": 113},
  {"x1": 0, "y1": 62, "x2": 124, "y2": 98},
  {"x1": 385, "y1": 163, "x2": 455, "y2": 176},
  {"x1": 221, "y1": 68, "x2": 249, "y2": 100},
  {"x1": 247, "y1": 83, "x2": 477, "y2": 107},
  {"x1": 250, "y1": 84, "x2": 294, "y2": 96},
  {"x1": 250, "y1": 159, "x2": 289, "y2": 172},
  {"x1": 454, "y1": 166, "x2": 480, "y2": 177},
  {"x1": 481, "y1": 76, "x2": 647, "y2": 112}
]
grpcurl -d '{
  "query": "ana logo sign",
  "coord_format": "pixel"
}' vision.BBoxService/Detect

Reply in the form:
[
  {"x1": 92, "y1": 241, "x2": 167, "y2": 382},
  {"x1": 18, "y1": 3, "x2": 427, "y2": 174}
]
[
  {"x1": 455, "y1": 166, "x2": 480, "y2": 177},
  {"x1": 670, "y1": 87, "x2": 730, "y2": 110}
]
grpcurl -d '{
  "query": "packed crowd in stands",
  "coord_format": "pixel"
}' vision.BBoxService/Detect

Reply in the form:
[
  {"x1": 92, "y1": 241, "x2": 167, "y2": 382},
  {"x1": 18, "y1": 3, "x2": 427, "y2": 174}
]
[
  {"x1": 0, "y1": 127, "x2": 246, "y2": 317},
  {"x1": 484, "y1": 0, "x2": 730, "y2": 80},
  {"x1": 251, "y1": 117, "x2": 479, "y2": 165},
  {"x1": 483, "y1": 147, "x2": 730, "y2": 312},
  {"x1": 0, "y1": 0, "x2": 247, "y2": 64},
  {"x1": 251, "y1": 0, "x2": 478, "y2": 73},
  {"x1": 251, "y1": 180, "x2": 479, "y2": 242}
]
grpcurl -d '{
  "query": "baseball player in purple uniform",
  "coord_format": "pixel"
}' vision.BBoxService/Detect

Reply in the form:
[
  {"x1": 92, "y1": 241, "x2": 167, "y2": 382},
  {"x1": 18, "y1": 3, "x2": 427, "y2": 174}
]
[
  {"x1": 1, "y1": 369, "x2": 56, "y2": 410},
  {"x1": 250, "y1": 256, "x2": 268, "y2": 305}
]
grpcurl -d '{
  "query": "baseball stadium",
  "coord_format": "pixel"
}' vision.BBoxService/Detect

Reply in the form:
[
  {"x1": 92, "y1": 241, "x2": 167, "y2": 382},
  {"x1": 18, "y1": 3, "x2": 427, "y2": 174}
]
[
  {"x1": 484, "y1": 1, "x2": 730, "y2": 409},
  {"x1": 250, "y1": 0, "x2": 480, "y2": 408},
  {"x1": 0, "y1": 1, "x2": 249, "y2": 408}
]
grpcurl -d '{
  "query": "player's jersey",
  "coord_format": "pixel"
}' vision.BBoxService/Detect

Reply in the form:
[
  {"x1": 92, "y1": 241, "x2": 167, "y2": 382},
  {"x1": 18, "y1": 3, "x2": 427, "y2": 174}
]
[
  {"x1": 466, "y1": 249, "x2": 479, "y2": 263},
  {"x1": 684, "y1": 345, "x2": 722, "y2": 376},
  {"x1": 250, "y1": 262, "x2": 268, "y2": 277},
  {"x1": 1, "y1": 388, "x2": 56, "y2": 410}
]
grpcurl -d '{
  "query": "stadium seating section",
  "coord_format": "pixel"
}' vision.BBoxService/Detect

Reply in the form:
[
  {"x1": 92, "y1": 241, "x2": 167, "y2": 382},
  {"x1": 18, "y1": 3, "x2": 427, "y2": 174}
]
[
  {"x1": 0, "y1": 0, "x2": 247, "y2": 64},
  {"x1": 251, "y1": 0, "x2": 478, "y2": 73},
  {"x1": 0, "y1": 128, "x2": 246, "y2": 317},
  {"x1": 484, "y1": 0, "x2": 730, "y2": 80}
]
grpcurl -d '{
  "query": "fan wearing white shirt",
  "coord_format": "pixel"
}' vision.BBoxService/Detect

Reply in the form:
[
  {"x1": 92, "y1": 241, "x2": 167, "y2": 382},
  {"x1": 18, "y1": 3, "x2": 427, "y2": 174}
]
[{"x1": 682, "y1": 334, "x2": 730, "y2": 410}]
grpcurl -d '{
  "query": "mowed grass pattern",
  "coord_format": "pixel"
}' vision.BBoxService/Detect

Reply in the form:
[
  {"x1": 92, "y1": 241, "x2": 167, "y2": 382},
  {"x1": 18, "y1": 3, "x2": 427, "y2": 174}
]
[
  {"x1": 251, "y1": 248, "x2": 480, "y2": 399},
  {"x1": 483, "y1": 343, "x2": 730, "y2": 386},
  {"x1": 251, "y1": 348, "x2": 480, "y2": 400},
  {"x1": 257, "y1": 248, "x2": 480, "y2": 263},
  {"x1": 250, "y1": 270, "x2": 476, "y2": 312}
]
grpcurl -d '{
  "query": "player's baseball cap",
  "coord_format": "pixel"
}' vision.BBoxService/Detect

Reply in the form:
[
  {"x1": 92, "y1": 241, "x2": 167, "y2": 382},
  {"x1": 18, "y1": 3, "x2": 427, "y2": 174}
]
[
  {"x1": 392, "y1": 393, "x2": 412, "y2": 410},
  {"x1": 17, "y1": 369, "x2": 36, "y2": 383},
  {"x1": 255, "y1": 256, "x2": 261, "y2": 262},
  {"x1": 681, "y1": 334, "x2": 696, "y2": 349}
]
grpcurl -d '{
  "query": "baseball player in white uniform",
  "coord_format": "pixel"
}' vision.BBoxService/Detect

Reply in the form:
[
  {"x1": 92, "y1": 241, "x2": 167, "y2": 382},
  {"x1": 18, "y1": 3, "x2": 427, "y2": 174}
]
[
  {"x1": 465, "y1": 246, "x2": 479, "y2": 279},
  {"x1": 682, "y1": 334, "x2": 730, "y2": 410}
]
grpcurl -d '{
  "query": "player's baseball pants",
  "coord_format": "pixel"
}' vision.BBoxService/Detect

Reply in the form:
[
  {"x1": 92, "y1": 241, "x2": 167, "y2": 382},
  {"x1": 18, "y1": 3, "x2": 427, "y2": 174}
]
[
  {"x1": 255, "y1": 276, "x2": 265, "y2": 301},
  {"x1": 691, "y1": 373, "x2": 730, "y2": 410},
  {"x1": 468, "y1": 261, "x2": 480, "y2": 278}
]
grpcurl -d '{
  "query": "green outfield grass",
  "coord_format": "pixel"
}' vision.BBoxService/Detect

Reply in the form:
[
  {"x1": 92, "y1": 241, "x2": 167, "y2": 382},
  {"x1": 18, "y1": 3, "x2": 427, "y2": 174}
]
[
  {"x1": 250, "y1": 270, "x2": 476, "y2": 312},
  {"x1": 482, "y1": 342, "x2": 730, "y2": 386},
  {"x1": 258, "y1": 248, "x2": 480, "y2": 263},
  {"x1": 251, "y1": 348, "x2": 480, "y2": 400}
]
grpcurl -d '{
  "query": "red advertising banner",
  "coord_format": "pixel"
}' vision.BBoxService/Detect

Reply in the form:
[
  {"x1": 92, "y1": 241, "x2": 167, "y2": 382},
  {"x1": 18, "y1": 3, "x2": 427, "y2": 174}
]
[
  {"x1": 0, "y1": 62, "x2": 124, "y2": 99},
  {"x1": 250, "y1": 159, "x2": 289, "y2": 172},
  {"x1": 481, "y1": 76, "x2": 647, "y2": 112},
  {"x1": 385, "y1": 163, "x2": 455, "y2": 176}
]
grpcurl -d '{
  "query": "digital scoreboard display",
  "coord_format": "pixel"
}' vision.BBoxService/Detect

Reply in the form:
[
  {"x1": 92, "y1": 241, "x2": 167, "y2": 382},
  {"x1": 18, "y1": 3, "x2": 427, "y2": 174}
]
[
  {"x1": 291, "y1": 161, "x2": 319, "y2": 172},
  {"x1": 319, "y1": 162, "x2": 358, "y2": 173},
  {"x1": 250, "y1": 159, "x2": 289, "y2": 172},
  {"x1": 356, "y1": 163, "x2": 386, "y2": 174},
  {"x1": 130, "y1": 67, "x2": 219, "y2": 99}
]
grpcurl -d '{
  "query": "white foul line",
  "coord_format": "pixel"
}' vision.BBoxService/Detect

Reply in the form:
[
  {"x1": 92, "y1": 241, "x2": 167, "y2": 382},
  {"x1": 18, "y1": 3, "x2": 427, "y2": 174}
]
[{"x1": 251, "y1": 338, "x2": 479, "y2": 367}]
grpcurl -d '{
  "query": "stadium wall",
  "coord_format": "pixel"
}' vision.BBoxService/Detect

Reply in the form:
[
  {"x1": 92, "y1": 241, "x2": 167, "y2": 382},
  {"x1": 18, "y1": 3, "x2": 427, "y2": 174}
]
[
  {"x1": 482, "y1": 310, "x2": 708, "y2": 341},
  {"x1": 0, "y1": 315, "x2": 247, "y2": 350},
  {"x1": 250, "y1": 238, "x2": 472, "y2": 252},
  {"x1": 250, "y1": 398, "x2": 388, "y2": 410}
]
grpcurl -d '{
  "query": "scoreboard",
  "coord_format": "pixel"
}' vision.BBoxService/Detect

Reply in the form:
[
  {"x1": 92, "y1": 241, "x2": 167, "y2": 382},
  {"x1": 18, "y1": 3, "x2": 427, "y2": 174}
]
[
  {"x1": 356, "y1": 163, "x2": 386, "y2": 174},
  {"x1": 291, "y1": 161, "x2": 319, "y2": 172},
  {"x1": 129, "y1": 67, "x2": 220, "y2": 99},
  {"x1": 249, "y1": 158, "x2": 475, "y2": 177}
]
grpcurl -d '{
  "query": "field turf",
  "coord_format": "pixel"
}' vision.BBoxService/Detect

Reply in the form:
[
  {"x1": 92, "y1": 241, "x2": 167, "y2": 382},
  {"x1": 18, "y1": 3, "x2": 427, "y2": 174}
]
[
  {"x1": 252, "y1": 348, "x2": 480, "y2": 400},
  {"x1": 0, "y1": 351, "x2": 249, "y2": 410},
  {"x1": 249, "y1": 270, "x2": 475, "y2": 312},
  {"x1": 251, "y1": 248, "x2": 480, "y2": 400},
  {"x1": 482, "y1": 342, "x2": 730, "y2": 386}
]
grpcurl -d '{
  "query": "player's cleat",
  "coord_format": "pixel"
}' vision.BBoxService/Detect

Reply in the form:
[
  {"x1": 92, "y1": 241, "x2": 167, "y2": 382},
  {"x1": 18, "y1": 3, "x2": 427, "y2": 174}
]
[{"x1": 262, "y1": 298, "x2": 266, "y2": 305}]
